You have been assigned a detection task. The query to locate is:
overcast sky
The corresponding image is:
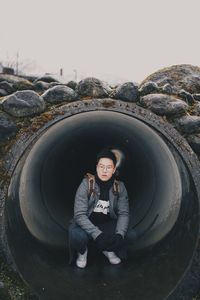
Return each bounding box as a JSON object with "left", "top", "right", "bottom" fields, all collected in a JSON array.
[{"left": 1, "top": 0, "right": 200, "bottom": 83}]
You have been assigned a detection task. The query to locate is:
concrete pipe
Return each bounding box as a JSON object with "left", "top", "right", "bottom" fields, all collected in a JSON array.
[{"left": 2, "top": 99, "right": 200, "bottom": 300}]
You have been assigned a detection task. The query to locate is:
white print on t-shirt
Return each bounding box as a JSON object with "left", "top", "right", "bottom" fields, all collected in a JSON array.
[{"left": 93, "top": 199, "right": 110, "bottom": 215}]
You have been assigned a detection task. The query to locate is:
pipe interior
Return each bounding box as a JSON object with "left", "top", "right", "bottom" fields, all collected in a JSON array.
[
  {"left": 19, "top": 111, "right": 182, "bottom": 248},
  {"left": 5, "top": 110, "right": 199, "bottom": 300}
]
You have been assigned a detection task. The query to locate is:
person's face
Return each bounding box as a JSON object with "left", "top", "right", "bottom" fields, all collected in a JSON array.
[{"left": 96, "top": 157, "right": 116, "bottom": 181}]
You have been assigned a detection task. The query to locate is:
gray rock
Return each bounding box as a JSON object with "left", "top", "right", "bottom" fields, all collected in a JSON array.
[
  {"left": 66, "top": 80, "right": 77, "bottom": 90},
  {"left": 0, "top": 112, "right": 17, "bottom": 142},
  {"left": 76, "top": 77, "right": 111, "bottom": 98},
  {"left": 42, "top": 85, "right": 79, "bottom": 104},
  {"left": 180, "top": 74, "right": 200, "bottom": 93},
  {"left": 186, "top": 134, "right": 200, "bottom": 155},
  {"left": 176, "top": 115, "right": 200, "bottom": 134},
  {"left": 193, "top": 94, "right": 200, "bottom": 101},
  {"left": 1, "top": 90, "right": 46, "bottom": 117},
  {"left": 155, "top": 76, "right": 174, "bottom": 86},
  {"left": 162, "top": 83, "right": 174, "bottom": 95},
  {"left": 138, "top": 81, "right": 160, "bottom": 96},
  {"left": 34, "top": 75, "right": 59, "bottom": 83},
  {"left": 33, "top": 81, "right": 51, "bottom": 92},
  {"left": 0, "top": 89, "right": 8, "bottom": 97},
  {"left": 178, "top": 89, "right": 194, "bottom": 105},
  {"left": 48, "top": 82, "right": 64, "bottom": 88},
  {"left": 0, "top": 81, "right": 14, "bottom": 94},
  {"left": 0, "top": 74, "right": 28, "bottom": 84},
  {"left": 140, "top": 94, "right": 188, "bottom": 117},
  {"left": 112, "top": 82, "right": 138, "bottom": 102},
  {"left": 22, "top": 75, "right": 38, "bottom": 82},
  {"left": 140, "top": 64, "right": 200, "bottom": 94},
  {"left": 0, "top": 281, "right": 4, "bottom": 288},
  {"left": 13, "top": 80, "right": 34, "bottom": 91}
]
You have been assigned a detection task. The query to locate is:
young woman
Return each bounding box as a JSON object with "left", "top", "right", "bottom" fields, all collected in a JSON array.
[{"left": 68, "top": 149, "right": 129, "bottom": 268}]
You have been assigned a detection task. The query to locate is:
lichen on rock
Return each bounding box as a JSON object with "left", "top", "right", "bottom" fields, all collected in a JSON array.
[
  {"left": 1, "top": 91, "right": 46, "bottom": 117},
  {"left": 42, "top": 85, "right": 79, "bottom": 104},
  {"left": 139, "top": 81, "right": 160, "bottom": 96},
  {"left": 175, "top": 115, "right": 200, "bottom": 134},
  {"left": 139, "top": 93, "right": 188, "bottom": 117},
  {"left": 0, "top": 74, "right": 29, "bottom": 84},
  {"left": 12, "top": 80, "right": 34, "bottom": 91},
  {"left": 0, "top": 82, "right": 14, "bottom": 94},
  {"left": 76, "top": 77, "right": 111, "bottom": 98},
  {"left": 112, "top": 82, "right": 139, "bottom": 102},
  {"left": 34, "top": 75, "right": 58, "bottom": 83},
  {"left": 140, "top": 64, "right": 200, "bottom": 94}
]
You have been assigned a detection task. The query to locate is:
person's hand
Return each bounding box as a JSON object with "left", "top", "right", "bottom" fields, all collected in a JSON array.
[
  {"left": 95, "top": 233, "right": 111, "bottom": 251},
  {"left": 107, "top": 233, "right": 124, "bottom": 251}
]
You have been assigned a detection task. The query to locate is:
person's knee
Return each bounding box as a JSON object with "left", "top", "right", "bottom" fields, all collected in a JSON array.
[
  {"left": 125, "top": 228, "right": 137, "bottom": 243},
  {"left": 69, "top": 226, "right": 89, "bottom": 253},
  {"left": 73, "top": 232, "right": 88, "bottom": 244}
]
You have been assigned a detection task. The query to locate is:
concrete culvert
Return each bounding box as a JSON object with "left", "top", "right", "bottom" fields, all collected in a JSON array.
[{"left": 2, "top": 99, "right": 200, "bottom": 300}]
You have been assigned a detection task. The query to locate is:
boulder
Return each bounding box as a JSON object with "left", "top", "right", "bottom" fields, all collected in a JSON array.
[
  {"left": 140, "top": 93, "right": 188, "bottom": 117},
  {"left": 1, "top": 90, "right": 46, "bottom": 117},
  {"left": 112, "top": 82, "right": 138, "bottom": 102},
  {"left": 13, "top": 80, "right": 34, "bottom": 91},
  {"left": 22, "top": 75, "right": 38, "bottom": 82},
  {"left": 0, "top": 74, "right": 28, "bottom": 84},
  {"left": 42, "top": 85, "right": 79, "bottom": 104},
  {"left": 0, "top": 89, "right": 7, "bottom": 97},
  {"left": 140, "top": 64, "right": 200, "bottom": 94},
  {"left": 0, "top": 81, "right": 15, "bottom": 94},
  {"left": 176, "top": 115, "right": 200, "bottom": 134},
  {"left": 48, "top": 82, "right": 64, "bottom": 88},
  {"left": 34, "top": 75, "right": 59, "bottom": 83},
  {"left": 138, "top": 81, "right": 160, "bottom": 96},
  {"left": 66, "top": 81, "right": 77, "bottom": 90},
  {"left": 76, "top": 77, "right": 111, "bottom": 98},
  {"left": 178, "top": 89, "right": 194, "bottom": 105},
  {"left": 33, "top": 81, "right": 51, "bottom": 93},
  {"left": 0, "top": 111, "right": 17, "bottom": 142},
  {"left": 161, "top": 83, "right": 175, "bottom": 95}
]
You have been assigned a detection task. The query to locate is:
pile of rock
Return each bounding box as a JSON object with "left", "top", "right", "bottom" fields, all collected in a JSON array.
[{"left": 1, "top": 64, "right": 200, "bottom": 157}]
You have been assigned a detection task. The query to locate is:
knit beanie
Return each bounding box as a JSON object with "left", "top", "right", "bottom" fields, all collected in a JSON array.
[{"left": 96, "top": 149, "right": 117, "bottom": 166}]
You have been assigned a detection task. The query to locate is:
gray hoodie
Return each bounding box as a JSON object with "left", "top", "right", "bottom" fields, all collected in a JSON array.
[{"left": 73, "top": 177, "right": 129, "bottom": 239}]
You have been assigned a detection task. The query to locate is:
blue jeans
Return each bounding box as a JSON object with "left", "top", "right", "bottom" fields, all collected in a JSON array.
[{"left": 68, "top": 220, "right": 136, "bottom": 263}]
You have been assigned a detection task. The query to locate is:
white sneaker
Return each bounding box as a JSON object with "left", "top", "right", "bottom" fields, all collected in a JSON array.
[
  {"left": 102, "top": 251, "right": 121, "bottom": 264},
  {"left": 76, "top": 248, "right": 88, "bottom": 268}
]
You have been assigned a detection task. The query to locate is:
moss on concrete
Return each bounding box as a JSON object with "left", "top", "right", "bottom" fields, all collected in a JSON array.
[{"left": 0, "top": 254, "right": 38, "bottom": 300}]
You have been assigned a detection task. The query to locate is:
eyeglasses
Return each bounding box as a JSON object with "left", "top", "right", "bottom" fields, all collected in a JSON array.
[{"left": 97, "top": 164, "right": 114, "bottom": 172}]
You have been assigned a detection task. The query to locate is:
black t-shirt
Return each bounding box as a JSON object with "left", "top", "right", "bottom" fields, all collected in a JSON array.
[{"left": 89, "top": 174, "right": 115, "bottom": 225}]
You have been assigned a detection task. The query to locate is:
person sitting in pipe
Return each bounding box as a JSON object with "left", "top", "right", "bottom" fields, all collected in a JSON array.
[{"left": 68, "top": 148, "right": 130, "bottom": 268}]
